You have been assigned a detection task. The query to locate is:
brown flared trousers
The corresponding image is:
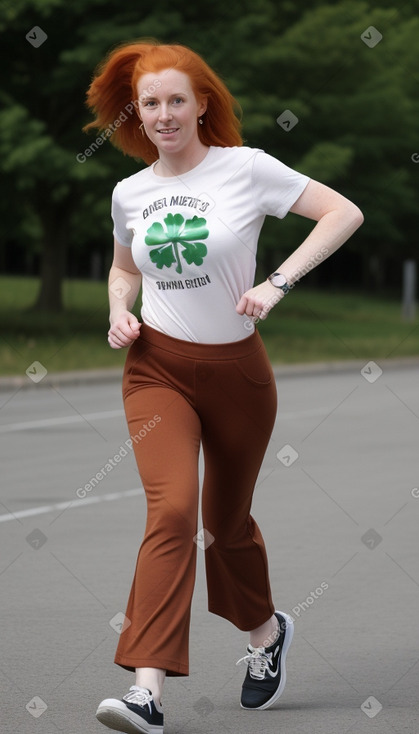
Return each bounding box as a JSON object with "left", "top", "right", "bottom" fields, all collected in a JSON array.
[{"left": 114, "top": 323, "right": 277, "bottom": 676}]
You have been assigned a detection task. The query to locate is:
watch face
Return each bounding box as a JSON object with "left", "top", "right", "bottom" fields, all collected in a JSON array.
[{"left": 272, "top": 273, "right": 287, "bottom": 287}]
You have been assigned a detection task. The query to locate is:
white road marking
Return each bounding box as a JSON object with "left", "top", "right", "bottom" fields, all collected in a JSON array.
[
  {"left": 0, "top": 406, "right": 332, "bottom": 434},
  {"left": 0, "top": 487, "right": 144, "bottom": 523},
  {"left": 0, "top": 398, "right": 348, "bottom": 523},
  {"left": 0, "top": 409, "right": 125, "bottom": 433}
]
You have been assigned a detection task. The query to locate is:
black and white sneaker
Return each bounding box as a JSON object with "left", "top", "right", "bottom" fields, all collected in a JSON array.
[
  {"left": 237, "top": 610, "right": 294, "bottom": 710},
  {"left": 96, "top": 686, "right": 164, "bottom": 734}
]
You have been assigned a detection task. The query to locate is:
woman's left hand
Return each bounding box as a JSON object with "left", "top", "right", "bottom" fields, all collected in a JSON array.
[{"left": 236, "top": 280, "right": 284, "bottom": 320}]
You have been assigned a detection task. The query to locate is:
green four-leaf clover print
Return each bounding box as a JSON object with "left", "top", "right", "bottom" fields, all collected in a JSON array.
[{"left": 145, "top": 213, "right": 209, "bottom": 274}]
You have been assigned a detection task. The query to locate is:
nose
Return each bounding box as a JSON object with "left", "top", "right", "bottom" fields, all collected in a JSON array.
[{"left": 158, "top": 103, "right": 172, "bottom": 122}]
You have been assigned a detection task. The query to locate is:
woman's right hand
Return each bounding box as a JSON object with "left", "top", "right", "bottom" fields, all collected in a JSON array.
[{"left": 108, "top": 310, "right": 141, "bottom": 349}]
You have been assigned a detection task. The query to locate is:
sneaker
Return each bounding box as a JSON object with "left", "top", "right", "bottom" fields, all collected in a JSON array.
[
  {"left": 236, "top": 610, "right": 294, "bottom": 710},
  {"left": 96, "top": 686, "right": 164, "bottom": 734}
]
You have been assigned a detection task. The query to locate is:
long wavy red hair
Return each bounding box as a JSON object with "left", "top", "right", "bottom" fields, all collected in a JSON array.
[{"left": 83, "top": 40, "right": 243, "bottom": 164}]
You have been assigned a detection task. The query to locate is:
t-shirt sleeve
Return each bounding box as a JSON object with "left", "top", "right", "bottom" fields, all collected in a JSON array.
[
  {"left": 251, "top": 150, "right": 310, "bottom": 219},
  {"left": 111, "top": 183, "right": 133, "bottom": 247}
]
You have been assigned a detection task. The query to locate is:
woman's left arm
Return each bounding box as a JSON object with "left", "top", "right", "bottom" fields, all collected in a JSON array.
[{"left": 236, "top": 180, "right": 364, "bottom": 320}]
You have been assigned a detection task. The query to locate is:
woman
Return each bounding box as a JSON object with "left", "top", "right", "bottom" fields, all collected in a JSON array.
[{"left": 83, "top": 39, "right": 363, "bottom": 734}]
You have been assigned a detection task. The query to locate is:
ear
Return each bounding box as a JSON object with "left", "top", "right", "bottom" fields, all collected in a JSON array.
[{"left": 198, "top": 97, "right": 208, "bottom": 117}]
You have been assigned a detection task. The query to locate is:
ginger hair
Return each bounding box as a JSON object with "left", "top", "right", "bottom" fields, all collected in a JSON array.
[{"left": 83, "top": 39, "right": 243, "bottom": 164}]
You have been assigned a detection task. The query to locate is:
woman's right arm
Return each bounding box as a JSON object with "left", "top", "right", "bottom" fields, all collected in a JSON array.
[{"left": 108, "top": 239, "right": 143, "bottom": 349}]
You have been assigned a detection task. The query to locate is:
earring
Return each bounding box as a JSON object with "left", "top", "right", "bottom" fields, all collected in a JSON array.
[
  {"left": 139, "top": 123, "right": 145, "bottom": 136},
  {"left": 198, "top": 118, "right": 203, "bottom": 125}
]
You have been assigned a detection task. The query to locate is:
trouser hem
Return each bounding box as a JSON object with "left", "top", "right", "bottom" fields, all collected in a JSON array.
[{"left": 114, "top": 655, "right": 189, "bottom": 677}]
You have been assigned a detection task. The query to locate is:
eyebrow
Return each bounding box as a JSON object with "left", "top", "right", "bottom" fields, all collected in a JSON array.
[{"left": 141, "top": 91, "right": 189, "bottom": 100}]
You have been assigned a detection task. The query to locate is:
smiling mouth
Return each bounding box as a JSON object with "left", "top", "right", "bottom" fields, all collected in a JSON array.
[{"left": 158, "top": 128, "right": 179, "bottom": 134}]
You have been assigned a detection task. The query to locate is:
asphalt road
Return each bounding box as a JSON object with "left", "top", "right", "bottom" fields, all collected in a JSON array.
[{"left": 1, "top": 362, "right": 418, "bottom": 734}]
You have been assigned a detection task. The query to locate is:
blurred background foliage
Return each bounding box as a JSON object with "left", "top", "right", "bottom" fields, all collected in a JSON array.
[{"left": 0, "top": 0, "right": 418, "bottom": 312}]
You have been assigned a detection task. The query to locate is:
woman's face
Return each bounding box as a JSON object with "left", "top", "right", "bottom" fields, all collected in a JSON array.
[{"left": 137, "top": 68, "right": 206, "bottom": 158}]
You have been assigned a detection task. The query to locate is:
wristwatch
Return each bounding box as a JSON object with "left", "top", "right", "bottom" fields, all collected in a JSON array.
[{"left": 267, "top": 272, "right": 290, "bottom": 294}]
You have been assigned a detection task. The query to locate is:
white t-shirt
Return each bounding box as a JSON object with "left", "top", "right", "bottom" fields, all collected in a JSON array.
[{"left": 111, "top": 145, "right": 310, "bottom": 343}]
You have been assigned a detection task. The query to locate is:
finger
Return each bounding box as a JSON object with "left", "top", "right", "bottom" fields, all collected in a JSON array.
[
  {"left": 247, "top": 299, "right": 265, "bottom": 317},
  {"left": 108, "top": 334, "right": 126, "bottom": 349},
  {"left": 236, "top": 295, "right": 248, "bottom": 315},
  {"left": 127, "top": 314, "right": 141, "bottom": 332},
  {"left": 108, "top": 334, "right": 136, "bottom": 349},
  {"left": 258, "top": 301, "right": 273, "bottom": 320},
  {"left": 111, "top": 323, "right": 137, "bottom": 341},
  {"left": 245, "top": 300, "right": 257, "bottom": 317},
  {"left": 108, "top": 327, "right": 134, "bottom": 347},
  {"left": 125, "top": 322, "right": 140, "bottom": 338}
]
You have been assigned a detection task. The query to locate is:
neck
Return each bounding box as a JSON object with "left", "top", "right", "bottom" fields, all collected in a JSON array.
[{"left": 154, "top": 144, "right": 210, "bottom": 177}]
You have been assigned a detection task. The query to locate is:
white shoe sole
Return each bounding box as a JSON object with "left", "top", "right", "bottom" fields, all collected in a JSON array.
[
  {"left": 241, "top": 610, "right": 294, "bottom": 711},
  {"left": 96, "top": 699, "right": 163, "bottom": 734}
]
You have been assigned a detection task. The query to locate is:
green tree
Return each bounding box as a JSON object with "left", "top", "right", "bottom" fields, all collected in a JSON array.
[
  {"left": 230, "top": 2, "right": 419, "bottom": 287},
  {"left": 0, "top": 0, "right": 418, "bottom": 308}
]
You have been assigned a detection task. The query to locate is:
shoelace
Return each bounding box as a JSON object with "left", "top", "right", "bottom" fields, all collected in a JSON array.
[
  {"left": 123, "top": 686, "right": 153, "bottom": 707},
  {"left": 236, "top": 647, "right": 273, "bottom": 680}
]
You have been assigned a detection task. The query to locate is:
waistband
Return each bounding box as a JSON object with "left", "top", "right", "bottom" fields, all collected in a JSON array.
[{"left": 138, "top": 323, "right": 263, "bottom": 361}]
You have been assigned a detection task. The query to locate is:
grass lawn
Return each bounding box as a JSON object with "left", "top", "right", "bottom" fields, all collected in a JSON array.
[{"left": 0, "top": 276, "right": 418, "bottom": 377}]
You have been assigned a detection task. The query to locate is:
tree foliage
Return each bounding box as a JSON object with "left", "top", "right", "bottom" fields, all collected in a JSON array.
[{"left": 0, "top": 0, "right": 418, "bottom": 308}]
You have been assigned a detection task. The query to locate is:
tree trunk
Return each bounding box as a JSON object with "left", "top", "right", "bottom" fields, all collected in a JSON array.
[{"left": 32, "top": 194, "right": 70, "bottom": 312}]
